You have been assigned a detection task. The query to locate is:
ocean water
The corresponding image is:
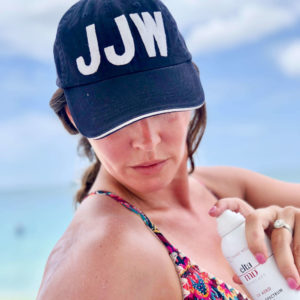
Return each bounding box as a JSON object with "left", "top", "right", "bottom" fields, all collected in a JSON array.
[
  {"left": 0, "top": 185, "right": 76, "bottom": 300},
  {"left": 1, "top": 171, "right": 299, "bottom": 299}
]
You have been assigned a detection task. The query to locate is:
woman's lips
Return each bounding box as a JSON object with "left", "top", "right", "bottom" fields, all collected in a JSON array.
[
  {"left": 132, "top": 160, "right": 166, "bottom": 167},
  {"left": 131, "top": 160, "right": 167, "bottom": 174}
]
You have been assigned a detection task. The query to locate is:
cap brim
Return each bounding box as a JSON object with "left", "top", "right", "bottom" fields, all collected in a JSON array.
[{"left": 64, "top": 60, "right": 205, "bottom": 139}]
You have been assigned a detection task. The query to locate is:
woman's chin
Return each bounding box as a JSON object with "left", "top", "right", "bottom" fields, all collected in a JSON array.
[{"left": 128, "top": 176, "right": 172, "bottom": 194}]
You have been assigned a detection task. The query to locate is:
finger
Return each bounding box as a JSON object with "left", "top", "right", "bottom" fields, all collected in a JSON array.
[
  {"left": 208, "top": 197, "right": 255, "bottom": 218},
  {"left": 245, "top": 208, "right": 278, "bottom": 266},
  {"left": 293, "top": 213, "right": 300, "bottom": 282},
  {"left": 232, "top": 274, "right": 243, "bottom": 285},
  {"left": 271, "top": 209, "right": 300, "bottom": 289}
]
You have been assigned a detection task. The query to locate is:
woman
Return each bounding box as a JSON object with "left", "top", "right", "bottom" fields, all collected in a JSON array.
[{"left": 37, "top": 0, "right": 300, "bottom": 299}]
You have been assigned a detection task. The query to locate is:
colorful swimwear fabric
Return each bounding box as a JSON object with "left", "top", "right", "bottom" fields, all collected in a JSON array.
[{"left": 84, "top": 190, "right": 249, "bottom": 300}]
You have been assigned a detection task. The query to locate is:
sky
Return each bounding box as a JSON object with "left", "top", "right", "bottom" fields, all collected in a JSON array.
[{"left": 0, "top": 0, "right": 300, "bottom": 191}]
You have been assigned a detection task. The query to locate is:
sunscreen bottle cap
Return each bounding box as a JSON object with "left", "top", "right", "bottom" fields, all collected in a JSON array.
[{"left": 217, "top": 209, "right": 245, "bottom": 237}]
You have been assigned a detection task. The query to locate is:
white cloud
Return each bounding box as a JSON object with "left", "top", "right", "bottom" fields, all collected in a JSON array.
[
  {"left": 0, "top": 112, "right": 81, "bottom": 188},
  {"left": 0, "top": 0, "right": 77, "bottom": 61},
  {"left": 0, "top": 112, "right": 69, "bottom": 162},
  {"left": 1, "top": 0, "right": 299, "bottom": 61},
  {"left": 276, "top": 39, "right": 300, "bottom": 77},
  {"left": 185, "top": 2, "right": 299, "bottom": 54}
]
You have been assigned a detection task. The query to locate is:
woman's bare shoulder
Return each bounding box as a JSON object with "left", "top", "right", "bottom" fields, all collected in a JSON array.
[
  {"left": 37, "top": 193, "right": 182, "bottom": 300},
  {"left": 193, "top": 165, "right": 247, "bottom": 199}
]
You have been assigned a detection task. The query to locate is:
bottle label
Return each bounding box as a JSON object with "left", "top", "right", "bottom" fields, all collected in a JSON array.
[{"left": 225, "top": 239, "right": 299, "bottom": 299}]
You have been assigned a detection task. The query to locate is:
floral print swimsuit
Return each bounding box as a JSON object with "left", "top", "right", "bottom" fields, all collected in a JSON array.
[{"left": 84, "top": 190, "right": 249, "bottom": 300}]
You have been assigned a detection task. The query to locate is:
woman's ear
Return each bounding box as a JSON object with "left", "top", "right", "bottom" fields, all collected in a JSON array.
[{"left": 65, "top": 105, "right": 78, "bottom": 129}]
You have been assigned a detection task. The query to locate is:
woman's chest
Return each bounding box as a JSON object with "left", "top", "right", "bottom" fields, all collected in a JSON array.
[
  {"left": 155, "top": 216, "right": 250, "bottom": 297},
  {"left": 148, "top": 183, "right": 250, "bottom": 297}
]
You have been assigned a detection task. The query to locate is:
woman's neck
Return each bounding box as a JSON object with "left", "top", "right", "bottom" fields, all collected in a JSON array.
[{"left": 89, "top": 159, "right": 194, "bottom": 216}]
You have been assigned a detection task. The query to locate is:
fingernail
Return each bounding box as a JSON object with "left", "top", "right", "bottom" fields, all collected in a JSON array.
[
  {"left": 255, "top": 253, "right": 266, "bottom": 264},
  {"left": 287, "top": 277, "right": 299, "bottom": 290},
  {"left": 208, "top": 206, "right": 217, "bottom": 215}
]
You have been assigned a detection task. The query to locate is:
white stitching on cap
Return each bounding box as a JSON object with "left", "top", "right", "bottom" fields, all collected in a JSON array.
[{"left": 90, "top": 102, "right": 205, "bottom": 140}]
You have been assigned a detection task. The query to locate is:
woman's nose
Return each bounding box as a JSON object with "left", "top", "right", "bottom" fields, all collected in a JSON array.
[{"left": 131, "top": 118, "right": 161, "bottom": 151}]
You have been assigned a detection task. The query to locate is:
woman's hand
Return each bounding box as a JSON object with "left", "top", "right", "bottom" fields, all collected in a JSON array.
[{"left": 208, "top": 197, "right": 300, "bottom": 291}]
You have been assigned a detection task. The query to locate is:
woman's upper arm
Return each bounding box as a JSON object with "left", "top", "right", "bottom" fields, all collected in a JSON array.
[
  {"left": 194, "top": 166, "right": 300, "bottom": 209},
  {"left": 240, "top": 168, "right": 300, "bottom": 208},
  {"left": 37, "top": 221, "right": 178, "bottom": 300}
]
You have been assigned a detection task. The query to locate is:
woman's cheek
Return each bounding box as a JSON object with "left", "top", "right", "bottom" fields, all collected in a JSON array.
[
  {"left": 162, "top": 128, "right": 186, "bottom": 158},
  {"left": 92, "top": 135, "right": 128, "bottom": 167}
]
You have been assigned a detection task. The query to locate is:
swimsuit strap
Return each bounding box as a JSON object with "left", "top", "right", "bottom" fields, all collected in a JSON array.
[
  {"left": 84, "top": 190, "right": 179, "bottom": 255},
  {"left": 83, "top": 190, "right": 248, "bottom": 300}
]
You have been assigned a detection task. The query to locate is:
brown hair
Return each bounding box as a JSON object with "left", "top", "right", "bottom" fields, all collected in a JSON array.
[{"left": 50, "top": 62, "right": 207, "bottom": 209}]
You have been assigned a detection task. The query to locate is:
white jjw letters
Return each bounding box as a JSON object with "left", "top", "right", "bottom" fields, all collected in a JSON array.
[
  {"left": 104, "top": 15, "right": 135, "bottom": 66},
  {"left": 76, "top": 11, "right": 168, "bottom": 75},
  {"left": 129, "top": 11, "right": 167, "bottom": 58},
  {"left": 76, "top": 24, "right": 101, "bottom": 75}
]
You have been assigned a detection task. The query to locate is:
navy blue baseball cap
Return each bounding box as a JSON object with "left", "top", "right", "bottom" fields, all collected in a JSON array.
[{"left": 54, "top": 0, "right": 205, "bottom": 139}]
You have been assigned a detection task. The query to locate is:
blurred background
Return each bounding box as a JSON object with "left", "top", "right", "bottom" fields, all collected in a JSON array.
[{"left": 0, "top": 0, "right": 299, "bottom": 299}]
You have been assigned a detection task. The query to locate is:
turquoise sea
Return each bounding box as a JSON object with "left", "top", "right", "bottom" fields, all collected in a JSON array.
[
  {"left": 0, "top": 185, "right": 76, "bottom": 300},
  {"left": 1, "top": 170, "right": 299, "bottom": 299}
]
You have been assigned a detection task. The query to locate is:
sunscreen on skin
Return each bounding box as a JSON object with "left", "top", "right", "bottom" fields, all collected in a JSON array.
[{"left": 217, "top": 209, "right": 299, "bottom": 300}]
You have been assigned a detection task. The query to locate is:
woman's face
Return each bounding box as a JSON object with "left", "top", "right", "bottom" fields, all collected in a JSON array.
[{"left": 67, "top": 106, "right": 192, "bottom": 194}]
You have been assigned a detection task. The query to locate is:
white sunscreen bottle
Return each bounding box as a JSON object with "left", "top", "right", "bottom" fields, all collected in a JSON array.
[{"left": 217, "top": 209, "right": 299, "bottom": 300}]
